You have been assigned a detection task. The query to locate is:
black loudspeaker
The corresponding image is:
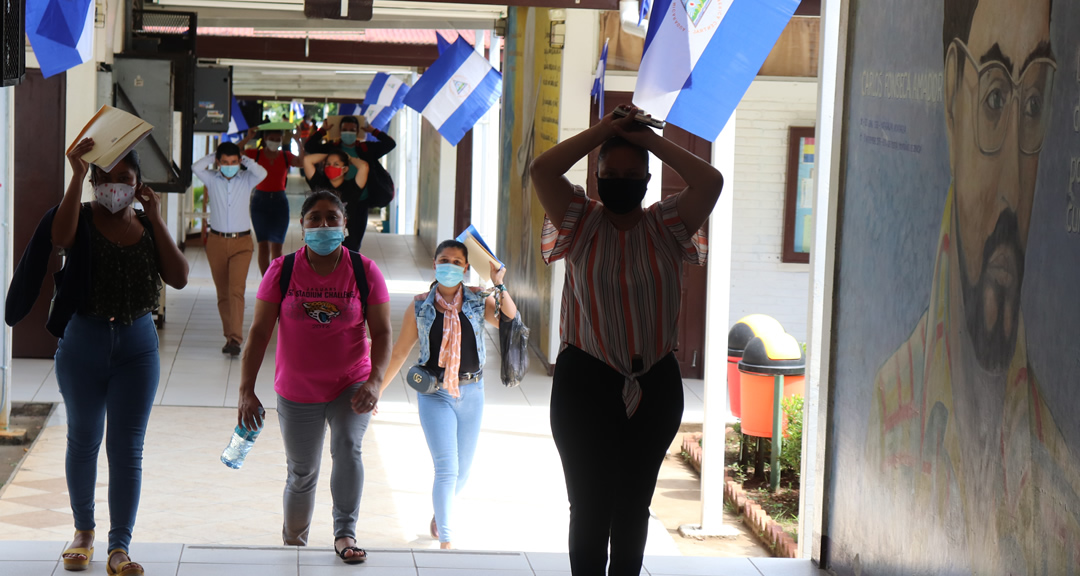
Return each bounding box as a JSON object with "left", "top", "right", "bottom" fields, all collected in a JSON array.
[
  {"left": 1, "top": 0, "right": 26, "bottom": 86},
  {"left": 303, "top": 0, "right": 373, "bottom": 21}
]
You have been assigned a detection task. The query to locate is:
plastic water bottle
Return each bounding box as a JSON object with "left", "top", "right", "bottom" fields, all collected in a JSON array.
[{"left": 221, "top": 409, "right": 264, "bottom": 469}]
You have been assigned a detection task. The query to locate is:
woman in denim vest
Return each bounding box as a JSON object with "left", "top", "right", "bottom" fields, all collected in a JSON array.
[{"left": 384, "top": 239, "right": 518, "bottom": 549}]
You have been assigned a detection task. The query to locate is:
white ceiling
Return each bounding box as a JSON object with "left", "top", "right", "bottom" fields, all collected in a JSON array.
[
  {"left": 150, "top": 0, "right": 506, "bottom": 30},
  {"left": 225, "top": 60, "right": 416, "bottom": 100}
]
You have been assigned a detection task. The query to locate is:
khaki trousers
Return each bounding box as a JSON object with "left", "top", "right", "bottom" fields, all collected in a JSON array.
[{"left": 206, "top": 233, "right": 254, "bottom": 344}]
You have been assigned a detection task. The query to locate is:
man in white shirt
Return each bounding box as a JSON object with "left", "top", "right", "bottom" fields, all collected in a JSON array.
[{"left": 192, "top": 142, "right": 268, "bottom": 356}]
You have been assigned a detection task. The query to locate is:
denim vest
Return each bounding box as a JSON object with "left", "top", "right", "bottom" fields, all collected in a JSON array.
[{"left": 414, "top": 286, "right": 487, "bottom": 368}]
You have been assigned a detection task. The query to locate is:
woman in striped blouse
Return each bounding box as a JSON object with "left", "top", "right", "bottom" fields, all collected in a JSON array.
[{"left": 531, "top": 105, "right": 724, "bottom": 576}]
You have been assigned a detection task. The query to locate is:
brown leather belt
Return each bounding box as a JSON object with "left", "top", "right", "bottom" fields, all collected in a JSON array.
[{"left": 209, "top": 229, "right": 251, "bottom": 239}]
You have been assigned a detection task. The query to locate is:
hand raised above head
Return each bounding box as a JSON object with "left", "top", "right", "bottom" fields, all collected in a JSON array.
[{"left": 67, "top": 138, "right": 95, "bottom": 175}]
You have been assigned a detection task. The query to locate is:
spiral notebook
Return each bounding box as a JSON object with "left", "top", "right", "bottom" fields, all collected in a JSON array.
[{"left": 67, "top": 105, "right": 154, "bottom": 172}]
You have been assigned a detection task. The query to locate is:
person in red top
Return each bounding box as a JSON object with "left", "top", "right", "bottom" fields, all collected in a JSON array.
[{"left": 241, "top": 128, "right": 305, "bottom": 274}]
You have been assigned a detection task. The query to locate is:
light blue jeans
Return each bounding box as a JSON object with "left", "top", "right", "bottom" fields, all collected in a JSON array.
[{"left": 417, "top": 380, "right": 484, "bottom": 543}]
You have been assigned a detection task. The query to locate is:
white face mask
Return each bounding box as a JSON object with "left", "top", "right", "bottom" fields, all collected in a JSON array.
[
  {"left": 93, "top": 183, "right": 137, "bottom": 214},
  {"left": 265, "top": 140, "right": 282, "bottom": 152}
]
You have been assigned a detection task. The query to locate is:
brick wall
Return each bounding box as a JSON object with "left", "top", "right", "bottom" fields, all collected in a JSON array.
[{"left": 730, "top": 80, "right": 818, "bottom": 342}]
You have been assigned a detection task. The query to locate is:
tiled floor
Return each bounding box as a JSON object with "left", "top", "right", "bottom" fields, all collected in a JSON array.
[{"left": 0, "top": 541, "right": 826, "bottom": 575}]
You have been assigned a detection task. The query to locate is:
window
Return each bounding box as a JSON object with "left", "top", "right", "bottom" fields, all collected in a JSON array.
[{"left": 782, "top": 127, "right": 816, "bottom": 263}]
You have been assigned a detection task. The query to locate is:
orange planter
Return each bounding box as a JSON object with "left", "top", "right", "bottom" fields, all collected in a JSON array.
[{"left": 738, "top": 372, "right": 805, "bottom": 438}]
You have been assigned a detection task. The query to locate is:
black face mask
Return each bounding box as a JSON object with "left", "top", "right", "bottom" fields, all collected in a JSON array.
[{"left": 596, "top": 175, "right": 650, "bottom": 215}]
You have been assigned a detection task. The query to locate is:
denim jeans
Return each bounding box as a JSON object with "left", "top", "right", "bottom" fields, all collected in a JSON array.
[
  {"left": 54, "top": 313, "right": 160, "bottom": 554},
  {"left": 250, "top": 190, "right": 290, "bottom": 244},
  {"left": 417, "top": 380, "right": 485, "bottom": 543}
]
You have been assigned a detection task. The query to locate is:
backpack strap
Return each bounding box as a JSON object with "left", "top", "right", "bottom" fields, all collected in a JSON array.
[
  {"left": 349, "top": 250, "right": 369, "bottom": 318},
  {"left": 278, "top": 250, "right": 367, "bottom": 317},
  {"left": 279, "top": 253, "right": 296, "bottom": 301}
]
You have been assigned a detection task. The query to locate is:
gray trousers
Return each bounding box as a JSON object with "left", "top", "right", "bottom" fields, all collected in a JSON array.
[{"left": 276, "top": 382, "right": 371, "bottom": 545}]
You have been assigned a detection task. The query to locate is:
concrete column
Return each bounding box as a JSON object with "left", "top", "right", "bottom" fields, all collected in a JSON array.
[
  {"left": 681, "top": 115, "right": 738, "bottom": 536},
  {"left": 437, "top": 137, "right": 456, "bottom": 245},
  {"left": 800, "top": 0, "right": 850, "bottom": 562},
  {"left": 0, "top": 88, "right": 13, "bottom": 432}
]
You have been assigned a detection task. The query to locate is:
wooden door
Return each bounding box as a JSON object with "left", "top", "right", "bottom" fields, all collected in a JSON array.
[
  {"left": 588, "top": 93, "right": 710, "bottom": 378},
  {"left": 13, "top": 69, "right": 67, "bottom": 358},
  {"left": 661, "top": 125, "right": 710, "bottom": 379},
  {"left": 453, "top": 129, "right": 474, "bottom": 236}
]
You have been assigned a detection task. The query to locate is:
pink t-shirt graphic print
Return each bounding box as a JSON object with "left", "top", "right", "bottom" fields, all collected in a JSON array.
[{"left": 257, "top": 247, "right": 390, "bottom": 403}]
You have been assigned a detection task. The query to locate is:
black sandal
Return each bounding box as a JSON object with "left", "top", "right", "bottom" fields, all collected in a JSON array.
[{"left": 335, "top": 542, "right": 367, "bottom": 565}]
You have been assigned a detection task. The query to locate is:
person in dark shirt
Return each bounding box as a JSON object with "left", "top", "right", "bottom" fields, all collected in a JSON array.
[
  {"left": 304, "top": 115, "right": 396, "bottom": 181},
  {"left": 11, "top": 139, "right": 189, "bottom": 575},
  {"left": 303, "top": 148, "right": 370, "bottom": 251}
]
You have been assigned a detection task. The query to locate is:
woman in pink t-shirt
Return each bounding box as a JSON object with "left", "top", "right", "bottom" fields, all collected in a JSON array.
[{"left": 235, "top": 190, "right": 392, "bottom": 565}]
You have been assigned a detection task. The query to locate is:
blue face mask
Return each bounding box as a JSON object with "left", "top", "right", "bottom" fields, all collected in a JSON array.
[
  {"left": 435, "top": 263, "right": 466, "bottom": 287},
  {"left": 304, "top": 226, "right": 346, "bottom": 256},
  {"left": 220, "top": 165, "right": 240, "bottom": 178},
  {"left": 340, "top": 131, "right": 358, "bottom": 145}
]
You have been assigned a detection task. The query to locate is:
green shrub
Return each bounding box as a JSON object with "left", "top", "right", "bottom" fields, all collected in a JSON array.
[{"left": 780, "top": 395, "right": 804, "bottom": 476}]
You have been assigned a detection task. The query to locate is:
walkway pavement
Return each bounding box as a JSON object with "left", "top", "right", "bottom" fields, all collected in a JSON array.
[
  {"left": 0, "top": 540, "right": 824, "bottom": 576},
  {"left": 0, "top": 197, "right": 816, "bottom": 575}
]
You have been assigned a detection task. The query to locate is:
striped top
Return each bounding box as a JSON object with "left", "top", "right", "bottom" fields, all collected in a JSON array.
[{"left": 542, "top": 186, "right": 707, "bottom": 417}]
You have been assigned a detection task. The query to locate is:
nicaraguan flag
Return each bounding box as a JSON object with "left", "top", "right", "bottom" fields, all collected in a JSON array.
[
  {"left": 639, "top": 0, "right": 651, "bottom": 25},
  {"left": 339, "top": 103, "right": 363, "bottom": 116},
  {"left": 223, "top": 97, "right": 249, "bottom": 138},
  {"left": 361, "top": 73, "right": 410, "bottom": 132},
  {"left": 634, "top": 0, "right": 800, "bottom": 141},
  {"left": 436, "top": 33, "right": 452, "bottom": 55},
  {"left": 403, "top": 37, "right": 501, "bottom": 146},
  {"left": 591, "top": 39, "right": 609, "bottom": 116},
  {"left": 26, "top": 0, "right": 95, "bottom": 78}
]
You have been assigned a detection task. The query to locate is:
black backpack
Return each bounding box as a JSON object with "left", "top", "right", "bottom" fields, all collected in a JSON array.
[
  {"left": 279, "top": 249, "right": 369, "bottom": 318},
  {"left": 362, "top": 159, "right": 395, "bottom": 208}
]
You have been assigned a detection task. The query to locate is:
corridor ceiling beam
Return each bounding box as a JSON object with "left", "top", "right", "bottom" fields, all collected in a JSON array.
[{"left": 197, "top": 36, "right": 439, "bottom": 67}]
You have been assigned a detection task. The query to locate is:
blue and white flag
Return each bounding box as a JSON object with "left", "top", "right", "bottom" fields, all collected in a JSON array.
[
  {"left": 26, "top": 0, "right": 95, "bottom": 78},
  {"left": 592, "top": 39, "right": 609, "bottom": 116},
  {"left": 639, "top": 0, "right": 651, "bottom": 25},
  {"left": 223, "top": 97, "right": 249, "bottom": 138},
  {"left": 290, "top": 101, "right": 305, "bottom": 122},
  {"left": 404, "top": 37, "right": 502, "bottom": 146},
  {"left": 339, "top": 103, "right": 363, "bottom": 116},
  {"left": 436, "top": 33, "right": 452, "bottom": 55},
  {"left": 634, "top": 0, "right": 800, "bottom": 141},
  {"left": 361, "top": 73, "right": 411, "bottom": 132}
]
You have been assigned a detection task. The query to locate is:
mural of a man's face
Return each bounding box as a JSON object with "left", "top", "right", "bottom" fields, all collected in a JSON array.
[{"left": 944, "top": 0, "right": 1054, "bottom": 371}]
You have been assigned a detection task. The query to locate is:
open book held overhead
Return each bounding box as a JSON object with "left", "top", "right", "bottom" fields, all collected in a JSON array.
[{"left": 67, "top": 105, "right": 154, "bottom": 172}]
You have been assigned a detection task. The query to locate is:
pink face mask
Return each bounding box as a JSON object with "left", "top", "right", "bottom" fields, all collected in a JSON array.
[{"left": 93, "top": 183, "right": 137, "bottom": 214}]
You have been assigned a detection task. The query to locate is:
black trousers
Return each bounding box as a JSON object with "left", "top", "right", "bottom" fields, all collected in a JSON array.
[{"left": 550, "top": 345, "right": 684, "bottom": 576}]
